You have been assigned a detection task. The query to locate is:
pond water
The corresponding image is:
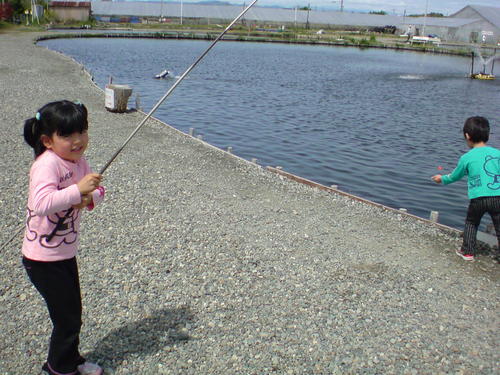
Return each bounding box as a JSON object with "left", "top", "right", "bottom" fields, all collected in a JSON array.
[{"left": 38, "top": 38, "right": 500, "bottom": 230}]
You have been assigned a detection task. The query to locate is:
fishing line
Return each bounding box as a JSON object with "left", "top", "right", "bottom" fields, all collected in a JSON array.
[
  {"left": 100, "top": 0, "right": 258, "bottom": 175},
  {"left": 1, "top": 0, "right": 258, "bottom": 251}
]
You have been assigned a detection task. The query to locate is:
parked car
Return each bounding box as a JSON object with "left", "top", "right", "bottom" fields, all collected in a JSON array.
[{"left": 411, "top": 35, "right": 441, "bottom": 45}]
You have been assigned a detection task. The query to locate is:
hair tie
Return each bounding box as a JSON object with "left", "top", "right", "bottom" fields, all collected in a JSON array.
[
  {"left": 35, "top": 112, "right": 41, "bottom": 121},
  {"left": 74, "top": 100, "right": 82, "bottom": 106}
]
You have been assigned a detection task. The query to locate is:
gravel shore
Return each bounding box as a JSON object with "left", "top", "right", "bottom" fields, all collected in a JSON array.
[{"left": 0, "top": 32, "right": 498, "bottom": 375}]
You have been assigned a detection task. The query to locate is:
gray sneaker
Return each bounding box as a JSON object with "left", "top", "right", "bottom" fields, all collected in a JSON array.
[{"left": 77, "top": 362, "right": 103, "bottom": 375}]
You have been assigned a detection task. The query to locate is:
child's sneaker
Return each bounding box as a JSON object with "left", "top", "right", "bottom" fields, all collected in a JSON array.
[
  {"left": 456, "top": 249, "right": 474, "bottom": 261},
  {"left": 77, "top": 362, "right": 103, "bottom": 375}
]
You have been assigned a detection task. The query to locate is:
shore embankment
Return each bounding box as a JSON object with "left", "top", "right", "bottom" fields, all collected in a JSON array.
[
  {"left": 39, "top": 28, "right": 475, "bottom": 57},
  {"left": 0, "top": 32, "right": 498, "bottom": 375}
]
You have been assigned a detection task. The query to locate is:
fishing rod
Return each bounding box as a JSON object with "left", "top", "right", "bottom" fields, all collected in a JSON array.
[
  {"left": 100, "top": 0, "right": 258, "bottom": 175},
  {"left": 1, "top": 0, "right": 258, "bottom": 251}
]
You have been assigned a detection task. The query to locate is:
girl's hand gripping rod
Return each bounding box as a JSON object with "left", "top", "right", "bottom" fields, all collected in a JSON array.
[{"left": 42, "top": 0, "right": 258, "bottom": 243}]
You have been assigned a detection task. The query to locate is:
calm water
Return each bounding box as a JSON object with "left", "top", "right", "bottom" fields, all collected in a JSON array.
[{"left": 38, "top": 38, "right": 500, "bottom": 229}]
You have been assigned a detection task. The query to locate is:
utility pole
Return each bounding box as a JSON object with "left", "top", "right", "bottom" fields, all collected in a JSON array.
[
  {"left": 422, "top": 0, "right": 429, "bottom": 37},
  {"left": 306, "top": 2, "right": 310, "bottom": 29},
  {"left": 31, "top": 0, "right": 39, "bottom": 24}
]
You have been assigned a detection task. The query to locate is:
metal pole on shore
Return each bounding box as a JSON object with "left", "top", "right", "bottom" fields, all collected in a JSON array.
[
  {"left": 470, "top": 51, "right": 474, "bottom": 77},
  {"left": 491, "top": 48, "right": 496, "bottom": 74}
]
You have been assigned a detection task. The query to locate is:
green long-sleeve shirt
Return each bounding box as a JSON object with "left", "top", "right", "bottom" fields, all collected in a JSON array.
[{"left": 442, "top": 146, "right": 500, "bottom": 199}]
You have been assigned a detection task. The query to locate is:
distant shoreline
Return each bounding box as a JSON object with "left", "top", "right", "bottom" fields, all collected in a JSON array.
[{"left": 38, "top": 29, "right": 474, "bottom": 57}]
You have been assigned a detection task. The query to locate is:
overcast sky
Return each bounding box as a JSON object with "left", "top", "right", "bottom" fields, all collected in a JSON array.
[{"left": 170, "top": 0, "right": 499, "bottom": 16}]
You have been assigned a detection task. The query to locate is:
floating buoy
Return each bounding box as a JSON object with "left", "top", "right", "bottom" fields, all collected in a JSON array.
[
  {"left": 470, "top": 73, "right": 495, "bottom": 80},
  {"left": 154, "top": 70, "right": 170, "bottom": 79}
]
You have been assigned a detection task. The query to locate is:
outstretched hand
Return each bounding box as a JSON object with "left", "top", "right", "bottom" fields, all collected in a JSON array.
[
  {"left": 431, "top": 174, "right": 442, "bottom": 184},
  {"left": 77, "top": 173, "right": 102, "bottom": 195}
]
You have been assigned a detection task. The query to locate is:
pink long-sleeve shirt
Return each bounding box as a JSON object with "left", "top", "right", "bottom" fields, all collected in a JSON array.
[{"left": 22, "top": 150, "right": 105, "bottom": 261}]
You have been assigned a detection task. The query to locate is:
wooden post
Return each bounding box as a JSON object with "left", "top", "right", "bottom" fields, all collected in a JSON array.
[
  {"left": 430, "top": 211, "right": 439, "bottom": 222},
  {"left": 105, "top": 84, "right": 133, "bottom": 113}
]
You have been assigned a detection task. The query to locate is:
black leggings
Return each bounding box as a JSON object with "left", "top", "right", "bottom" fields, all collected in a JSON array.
[
  {"left": 462, "top": 196, "right": 500, "bottom": 255},
  {"left": 22, "top": 256, "right": 85, "bottom": 375}
]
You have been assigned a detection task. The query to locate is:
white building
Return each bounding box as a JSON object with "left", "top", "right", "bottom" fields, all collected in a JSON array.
[
  {"left": 89, "top": 2, "right": 500, "bottom": 44},
  {"left": 449, "top": 5, "right": 500, "bottom": 44}
]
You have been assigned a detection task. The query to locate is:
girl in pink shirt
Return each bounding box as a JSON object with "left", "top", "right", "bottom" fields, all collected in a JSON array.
[{"left": 22, "top": 100, "right": 104, "bottom": 375}]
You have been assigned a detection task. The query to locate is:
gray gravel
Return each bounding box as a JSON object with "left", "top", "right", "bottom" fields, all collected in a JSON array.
[{"left": 0, "top": 32, "right": 498, "bottom": 375}]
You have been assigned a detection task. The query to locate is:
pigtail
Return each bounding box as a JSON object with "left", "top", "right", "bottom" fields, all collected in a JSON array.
[{"left": 23, "top": 116, "right": 45, "bottom": 158}]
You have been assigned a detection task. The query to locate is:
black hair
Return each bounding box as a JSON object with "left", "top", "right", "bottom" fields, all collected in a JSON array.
[
  {"left": 463, "top": 116, "right": 489, "bottom": 143},
  {"left": 23, "top": 100, "right": 88, "bottom": 158}
]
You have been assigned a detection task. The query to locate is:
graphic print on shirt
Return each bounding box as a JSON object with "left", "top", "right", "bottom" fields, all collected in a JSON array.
[
  {"left": 484, "top": 155, "right": 500, "bottom": 190},
  {"left": 25, "top": 209, "right": 79, "bottom": 248},
  {"left": 469, "top": 175, "right": 481, "bottom": 188}
]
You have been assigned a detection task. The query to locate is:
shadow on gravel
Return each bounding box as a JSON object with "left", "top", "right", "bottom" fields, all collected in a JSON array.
[{"left": 85, "top": 307, "right": 193, "bottom": 372}]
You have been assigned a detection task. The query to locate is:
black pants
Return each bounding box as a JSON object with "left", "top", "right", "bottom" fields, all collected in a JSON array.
[
  {"left": 22, "top": 256, "right": 84, "bottom": 375},
  {"left": 462, "top": 196, "right": 500, "bottom": 255}
]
